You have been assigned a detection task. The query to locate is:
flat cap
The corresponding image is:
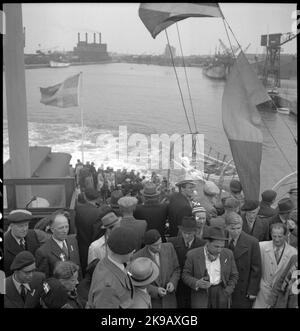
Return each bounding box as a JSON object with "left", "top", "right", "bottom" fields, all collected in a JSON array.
[
  {"left": 241, "top": 200, "right": 259, "bottom": 211},
  {"left": 223, "top": 197, "right": 240, "bottom": 209},
  {"left": 107, "top": 226, "right": 137, "bottom": 255},
  {"left": 230, "top": 180, "right": 242, "bottom": 193},
  {"left": 203, "top": 181, "right": 220, "bottom": 196},
  {"left": 175, "top": 179, "right": 196, "bottom": 188},
  {"left": 7, "top": 210, "right": 33, "bottom": 224},
  {"left": 144, "top": 229, "right": 161, "bottom": 245},
  {"left": 278, "top": 198, "right": 294, "bottom": 214},
  {"left": 261, "top": 190, "right": 277, "bottom": 203},
  {"left": 117, "top": 196, "right": 138, "bottom": 208},
  {"left": 10, "top": 251, "right": 35, "bottom": 271}
]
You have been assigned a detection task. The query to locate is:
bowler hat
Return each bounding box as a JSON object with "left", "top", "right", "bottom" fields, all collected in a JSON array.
[
  {"left": 101, "top": 212, "right": 120, "bottom": 229},
  {"left": 118, "top": 196, "right": 138, "bottom": 208},
  {"left": 178, "top": 216, "right": 197, "bottom": 233},
  {"left": 141, "top": 182, "right": 160, "bottom": 197},
  {"left": 7, "top": 210, "right": 33, "bottom": 224},
  {"left": 84, "top": 188, "right": 101, "bottom": 201},
  {"left": 128, "top": 257, "right": 159, "bottom": 287},
  {"left": 203, "top": 181, "right": 220, "bottom": 196},
  {"left": 261, "top": 190, "right": 277, "bottom": 203},
  {"left": 143, "top": 229, "right": 161, "bottom": 245},
  {"left": 175, "top": 179, "right": 195, "bottom": 188},
  {"left": 203, "top": 226, "right": 229, "bottom": 241},
  {"left": 41, "top": 278, "right": 69, "bottom": 309},
  {"left": 241, "top": 200, "right": 259, "bottom": 211},
  {"left": 278, "top": 198, "right": 294, "bottom": 214},
  {"left": 110, "top": 190, "right": 123, "bottom": 207},
  {"left": 230, "top": 180, "right": 242, "bottom": 193},
  {"left": 107, "top": 227, "right": 137, "bottom": 255},
  {"left": 10, "top": 251, "right": 35, "bottom": 271}
]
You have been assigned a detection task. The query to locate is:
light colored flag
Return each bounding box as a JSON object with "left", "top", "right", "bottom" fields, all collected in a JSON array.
[
  {"left": 40, "top": 73, "right": 81, "bottom": 108},
  {"left": 139, "top": 3, "right": 224, "bottom": 38},
  {"left": 222, "top": 52, "right": 269, "bottom": 201}
]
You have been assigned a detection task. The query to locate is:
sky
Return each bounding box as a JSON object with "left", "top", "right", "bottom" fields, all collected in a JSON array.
[{"left": 22, "top": 3, "right": 297, "bottom": 55}]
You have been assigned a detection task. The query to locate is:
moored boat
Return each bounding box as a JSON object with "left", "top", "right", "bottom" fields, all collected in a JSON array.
[{"left": 49, "top": 60, "right": 70, "bottom": 68}]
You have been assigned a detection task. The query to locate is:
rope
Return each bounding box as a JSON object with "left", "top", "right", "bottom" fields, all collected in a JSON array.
[
  {"left": 165, "top": 29, "right": 193, "bottom": 134},
  {"left": 175, "top": 23, "right": 198, "bottom": 133}
]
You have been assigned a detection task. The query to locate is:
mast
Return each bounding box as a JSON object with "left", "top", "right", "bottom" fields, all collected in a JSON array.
[{"left": 3, "top": 3, "right": 32, "bottom": 207}]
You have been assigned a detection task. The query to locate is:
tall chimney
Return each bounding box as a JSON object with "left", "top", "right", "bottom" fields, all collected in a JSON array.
[
  {"left": 98, "top": 33, "right": 101, "bottom": 44},
  {"left": 78, "top": 32, "right": 80, "bottom": 43},
  {"left": 94, "top": 33, "right": 96, "bottom": 44},
  {"left": 85, "top": 32, "right": 88, "bottom": 43}
]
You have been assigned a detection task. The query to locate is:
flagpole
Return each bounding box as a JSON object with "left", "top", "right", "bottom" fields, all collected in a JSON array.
[{"left": 79, "top": 72, "right": 84, "bottom": 164}]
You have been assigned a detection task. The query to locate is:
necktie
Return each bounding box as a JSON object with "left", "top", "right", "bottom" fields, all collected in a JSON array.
[
  {"left": 20, "top": 238, "right": 26, "bottom": 250},
  {"left": 274, "top": 247, "right": 281, "bottom": 264},
  {"left": 62, "top": 241, "right": 69, "bottom": 259},
  {"left": 20, "top": 284, "right": 27, "bottom": 302},
  {"left": 228, "top": 239, "right": 235, "bottom": 251}
]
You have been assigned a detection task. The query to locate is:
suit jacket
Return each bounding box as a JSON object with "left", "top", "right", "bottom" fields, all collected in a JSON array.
[
  {"left": 182, "top": 247, "right": 239, "bottom": 308},
  {"left": 228, "top": 231, "right": 262, "bottom": 308},
  {"left": 87, "top": 257, "right": 133, "bottom": 308},
  {"left": 242, "top": 214, "right": 270, "bottom": 242},
  {"left": 35, "top": 235, "right": 82, "bottom": 279},
  {"left": 4, "top": 229, "right": 48, "bottom": 276},
  {"left": 4, "top": 272, "right": 45, "bottom": 308},
  {"left": 134, "top": 202, "right": 168, "bottom": 242},
  {"left": 167, "top": 192, "right": 192, "bottom": 237},
  {"left": 253, "top": 241, "right": 297, "bottom": 308},
  {"left": 120, "top": 216, "right": 147, "bottom": 250},
  {"left": 75, "top": 202, "right": 104, "bottom": 273},
  {"left": 258, "top": 201, "right": 278, "bottom": 218},
  {"left": 130, "top": 288, "right": 152, "bottom": 308},
  {"left": 132, "top": 243, "right": 180, "bottom": 308}
]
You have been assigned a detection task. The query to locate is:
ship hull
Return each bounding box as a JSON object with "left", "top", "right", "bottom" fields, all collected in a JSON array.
[{"left": 203, "top": 64, "right": 227, "bottom": 80}]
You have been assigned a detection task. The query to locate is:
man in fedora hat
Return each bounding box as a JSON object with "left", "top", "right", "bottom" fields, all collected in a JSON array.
[
  {"left": 128, "top": 257, "right": 159, "bottom": 308},
  {"left": 118, "top": 196, "right": 147, "bottom": 250},
  {"left": 268, "top": 198, "right": 297, "bottom": 248},
  {"left": 258, "top": 190, "right": 278, "bottom": 218},
  {"left": 134, "top": 182, "right": 168, "bottom": 242},
  {"left": 88, "top": 211, "right": 121, "bottom": 265},
  {"left": 225, "top": 212, "right": 262, "bottom": 308},
  {"left": 87, "top": 226, "right": 137, "bottom": 308},
  {"left": 4, "top": 210, "right": 49, "bottom": 276},
  {"left": 133, "top": 229, "right": 180, "bottom": 308},
  {"left": 4, "top": 251, "right": 45, "bottom": 308},
  {"left": 167, "top": 179, "right": 195, "bottom": 237},
  {"left": 168, "top": 216, "right": 206, "bottom": 308},
  {"left": 182, "top": 226, "right": 238, "bottom": 308},
  {"left": 241, "top": 200, "right": 270, "bottom": 242}
]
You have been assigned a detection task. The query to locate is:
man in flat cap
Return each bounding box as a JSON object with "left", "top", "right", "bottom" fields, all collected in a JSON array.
[
  {"left": 35, "top": 211, "right": 82, "bottom": 278},
  {"left": 241, "top": 200, "right": 270, "bottom": 242},
  {"left": 225, "top": 212, "right": 262, "bottom": 308},
  {"left": 4, "top": 251, "right": 45, "bottom": 308},
  {"left": 258, "top": 190, "right": 278, "bottom": 218},
  {"left": 198, "top": 181, "right": 220, "bottom": 221},
  {"left": 167, "top": 179, "right": 195, "bottom": 237},
  {"left": 229, "top": 179, "right": 245, "bottom": 211},
  {"left": 4, "top": 210, "right": 49, "bottom": 276},
  {"left": 133, "top": 229, "right": 180, "bottom": 308},
  {"left": 118, "top": 196, "right": 147, "bottom": 250},
  {"left": 182, "top": 226, "right": 238, "bottom": 308},
  {"left": 87, "top": 226, "right": 137, "bottom": 308}
]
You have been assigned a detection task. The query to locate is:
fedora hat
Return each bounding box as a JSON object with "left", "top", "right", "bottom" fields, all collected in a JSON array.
[
  {"left": 107, "top": 227, "right": 137, "bottom": 255},
  {"left": 175, "top": 179, "right": 195, "bottom": 188},
  {"left": 141, "top": 182, "right": 160, "bottom": 197},
  {"left": 203, "top": 226, "right": 229, "bottom": 241},
  {"left": 178, "top": 216, "right": 197, "bottom": 233},
  {"left": 101, "top": 212, "right": 120, "bottom": 229},
  {"left": 278, "top": 198, "right": 294, "bottom": 214},
  {"left": 128, "top": 257, "right": 159, "bottom": 287}
]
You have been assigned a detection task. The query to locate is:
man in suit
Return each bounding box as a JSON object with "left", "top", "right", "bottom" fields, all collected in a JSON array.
[
  {"left": 198, "top": 181, "right": 219, "bottom": 221},
  {"left": 4, "top": 210, "right": 49, "bottom": 276},
  {"left": 87, "top": 226, "right": 137, "bottom": 308},
  {"left": 253, "top": 222, "right": 297, "bottom": 308},
  {"left": 134, "top": 182, "right": 168, "bottom": 242},
  {"left": 168, "top": 217, "right": 206, "bottom": 308},
  {"left": 133, "top": 229, "right": 180, "bottom": 308},
  {"left": 4, "top": 251, "right": 45, "bottom": 308},
  {"left": 182, "top": 226, "right": 239, "bottom": 308},
  {"left": 167, "top": 179, "right": 195, "bottom": 237},
  {"left": 225, "top": 212, "right": 262, "bottom": 308},
  {"left": 75, "top": 188, "right": 104, "bottom": 274},
  {"left": 258, "top": 190, "right": 278, "bottom": 218},
  {"left": 35, "top": 212, "right": 82, "bottom": 278},
  {"left": 241, "top": 200, "right": 270, "bottom": 241},
  {"left": 268, "top": 198, "right": 297, "bottom": 248},
  {"left": 229, "top": 179, "right": 245, "bottom": 213},
  {"left": 118, "top": 196, "right": 147, "bottom": 250}
]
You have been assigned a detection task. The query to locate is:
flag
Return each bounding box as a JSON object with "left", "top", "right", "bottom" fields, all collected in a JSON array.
[
  {"left": 40, "top": 73, "right": 81, "bottom": 108},
  {"left": 139, "top": 3, "right": 224, "bottom": 39},
  {"left": 222, "top": 52, "right": 269, "bottom": 201}
]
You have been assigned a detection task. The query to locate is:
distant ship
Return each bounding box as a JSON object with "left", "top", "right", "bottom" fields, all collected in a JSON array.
[
  {"left": 202, "top": 62, "right": 229, "bottom": 80},
  {"left": 49, "top": 60, "right": 70, "bottom": 68}
]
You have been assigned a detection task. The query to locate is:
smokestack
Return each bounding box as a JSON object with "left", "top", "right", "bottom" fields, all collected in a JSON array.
[
  {"left": 99, "top": 32, "right": 101, "bottom": 44},
  {"left": 94, "top": 33, "right": 96, "bottom": 44},
  {"left": 78, "top": 32, "right": 80, "bottom": 43},
  {"left": 85, "top": 32, "right": 88, "bottom": 43}
]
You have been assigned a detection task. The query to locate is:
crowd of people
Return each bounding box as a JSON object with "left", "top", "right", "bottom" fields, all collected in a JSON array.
[{"left": 4, "top": 160, "right": 298, "bottom": 309}]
